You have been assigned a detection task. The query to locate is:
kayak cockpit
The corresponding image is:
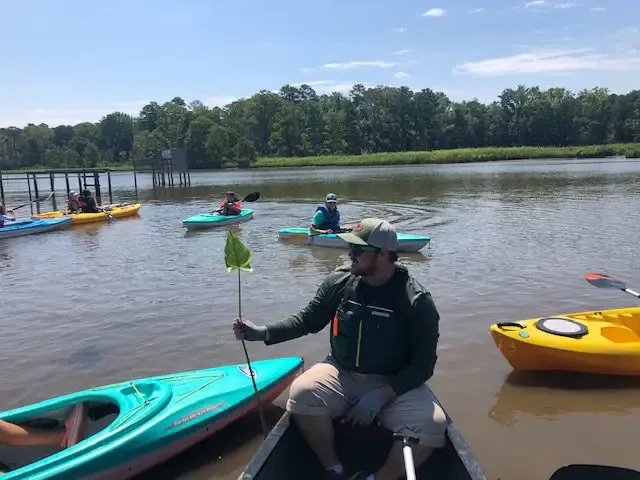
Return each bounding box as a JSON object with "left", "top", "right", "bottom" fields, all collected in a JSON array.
[{"left": 0, "top": 380, "right": 172, "bottom": 476}]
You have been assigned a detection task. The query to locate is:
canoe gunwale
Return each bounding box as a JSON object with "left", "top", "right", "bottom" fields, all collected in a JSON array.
[{"left": 240, "top": 387, "right": 488, "bottom": 480}]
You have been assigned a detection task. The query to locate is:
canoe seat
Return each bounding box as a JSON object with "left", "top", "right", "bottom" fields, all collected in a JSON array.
[{"left": 600, "top": 326, "right": 640, "bottom": 344}]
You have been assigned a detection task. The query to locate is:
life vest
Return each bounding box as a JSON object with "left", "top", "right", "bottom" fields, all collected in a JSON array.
[
  {"left": 329, "top": 270, "right": 413, "bottom": 374},
  {"left": 218, "top": 200, "right": 242, "bottom": 215},
  {"left": 315, "top": 205, "right": 340, "bottom": 230}
]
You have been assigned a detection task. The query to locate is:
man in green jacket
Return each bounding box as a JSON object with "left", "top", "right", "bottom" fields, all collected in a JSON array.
[{"left": 233, "top": 218, "right": 445, "bottom": 480}]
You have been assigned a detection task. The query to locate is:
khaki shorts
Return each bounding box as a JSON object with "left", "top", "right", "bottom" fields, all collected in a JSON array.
[{"left": 286, "top": 358, "right": 447, "bottom": 447}]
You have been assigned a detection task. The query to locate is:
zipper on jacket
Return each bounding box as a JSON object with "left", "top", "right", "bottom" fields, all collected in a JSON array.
[{"left": 355, "top": 319, "right": 363, "bottom": 367}]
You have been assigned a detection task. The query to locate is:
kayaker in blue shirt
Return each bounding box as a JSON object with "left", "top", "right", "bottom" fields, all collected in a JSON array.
[{"left": 311, "top": 193, "right": 350, "bottom": 234}]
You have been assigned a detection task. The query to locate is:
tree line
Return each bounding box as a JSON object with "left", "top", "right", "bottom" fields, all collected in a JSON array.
[{"left": 1, "top": 83, "right": 639, "bottom": 171}]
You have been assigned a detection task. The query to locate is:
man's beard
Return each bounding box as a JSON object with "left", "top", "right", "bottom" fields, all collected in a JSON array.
[{"left": 350, "top": 257, "right": 375, "bottom": 276}]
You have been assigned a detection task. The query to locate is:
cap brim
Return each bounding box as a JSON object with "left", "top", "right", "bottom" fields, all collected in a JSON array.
[
  {"left": 326, "top": 200, "right": 337, "bottom": 203},
  {"left": 336, "top": 232, "right": 368, "bottom": 245}
]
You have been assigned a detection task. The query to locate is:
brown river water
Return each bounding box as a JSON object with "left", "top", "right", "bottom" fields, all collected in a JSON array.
[{"left": 2, "top": 158, "right": 640, "bottom": 479}]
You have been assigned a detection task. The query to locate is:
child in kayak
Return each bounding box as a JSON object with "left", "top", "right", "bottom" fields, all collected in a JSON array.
[
  {"left": 67, "top": 191, "right": 81, "bottom": 213},
  {"left": 213, "top": 191, "right": 242, "bottom": 216},
  {"left": 0, "top": 205, "right": 16, "bottom": 228}
]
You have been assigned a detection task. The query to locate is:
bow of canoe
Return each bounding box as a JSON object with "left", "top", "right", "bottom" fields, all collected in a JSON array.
[
  {"left": 239, "top": 384, "right": 487, "bottom": 480},
  {"left": 182, "top": 209, "right": 255, "bottom": 229},
  {"left": 277, "top": 227, "right": 430, "bottom": 253},
  {"left": 0, "top": 356, "right": 303, "bottom": 480}
]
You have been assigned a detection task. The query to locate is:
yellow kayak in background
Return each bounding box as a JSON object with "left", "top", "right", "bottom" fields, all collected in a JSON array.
[
  {"left": 32, "top": 203, "right": 142, "bottom": 225},
  {"left": 489, "top": 306, "right": 640, "bottom": 376}
]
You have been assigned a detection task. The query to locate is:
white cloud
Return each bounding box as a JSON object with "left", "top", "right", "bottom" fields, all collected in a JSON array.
[
  {"left": 469, "top": 7, "right": 485, "bottom": 13},
  {"left": 394, "top": 72, "right": 410, "bottom": 78},
  {"left": 525, "top": 0, "right": 546, "bottom": 7},
  {"left": 392, "top": 27, "right": 408, "bottom": 33},
  {"left": 393, "top": 49, "right": 411, "bottom": 55},
  {"left": 422, "top": 8, "right": 446, "bottom": 17},
  {"left": 554, "top": 2, "right": 577, "bottom": 8},
  {"left": 453, "top": 47, "right": 640, "bottom": 76},
  {"left": 322, "top": 60, "right": 398, "bottom": 69},
  {"left": 589, "top": 6, "right": 605, "bottom": 11}
]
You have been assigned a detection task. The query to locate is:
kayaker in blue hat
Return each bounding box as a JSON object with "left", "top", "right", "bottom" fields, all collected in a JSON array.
[{"left": 311, "top": 193, "right": 347, "bottom": 234}]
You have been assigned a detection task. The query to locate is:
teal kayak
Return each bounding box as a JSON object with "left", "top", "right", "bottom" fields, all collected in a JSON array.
[
  {"left": 277, "top": 227, "right": 430, "bottom": 252},
  {"left": 182, "top": 208, "right": 254, "bottom": 230},
  {"left": 0, "top": 217, "right": 72, "bottom": 240},
  {"left": 0, "top": 356, "right": 303, "bottom": 479}
]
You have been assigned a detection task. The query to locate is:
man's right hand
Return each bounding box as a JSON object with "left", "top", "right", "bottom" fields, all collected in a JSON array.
[{"left": 233, "top": 318, "right": 268, "bottom": 342}]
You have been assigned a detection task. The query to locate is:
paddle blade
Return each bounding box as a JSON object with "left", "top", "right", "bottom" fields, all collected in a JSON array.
[
  {"left": 585, "top": 272, "right": 626, "bottom": 290},
  {"left": 550, "top": 464, "right": 640, "bottom": 480},
  {"left": 242, "top": 191, "right": 260, "bottom": 202}
]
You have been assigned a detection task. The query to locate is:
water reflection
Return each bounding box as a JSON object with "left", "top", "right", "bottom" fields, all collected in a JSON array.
[{"left": 488, "top": 371, "right": 640, "bottom": 426}]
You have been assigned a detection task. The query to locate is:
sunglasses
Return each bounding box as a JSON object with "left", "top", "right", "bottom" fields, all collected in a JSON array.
[{"left": 348, "top": 244, "right": 381, "bottom": 256}]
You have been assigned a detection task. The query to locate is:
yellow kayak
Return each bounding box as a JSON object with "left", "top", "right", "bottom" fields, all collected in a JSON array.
[
  {"left": 32, "top": 203, "right": 142, "bottom": 225},
  {"left": 489, "top": 306, "right": 640, "bottom": 376}
]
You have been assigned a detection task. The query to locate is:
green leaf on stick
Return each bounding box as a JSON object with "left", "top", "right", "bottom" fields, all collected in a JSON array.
[{"left": 224, "top": 230, "right": 253, "bottom": 273}]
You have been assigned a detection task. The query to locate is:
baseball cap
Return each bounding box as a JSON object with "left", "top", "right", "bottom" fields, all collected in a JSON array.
[
  {"left": 337, "top": 218, "right": 399, "bottom": 252},
  {"left": 325, "top": 193, "right": 338, "bottom": 203}
]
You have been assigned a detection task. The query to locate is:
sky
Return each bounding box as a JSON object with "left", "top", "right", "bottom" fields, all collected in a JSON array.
[{"left": 1, "top": 0, "right": 638, "bottom": 128}]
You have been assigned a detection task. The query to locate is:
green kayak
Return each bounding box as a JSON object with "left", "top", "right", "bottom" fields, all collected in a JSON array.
[
  {"left": 0, "top": 356, "right": 303, "bottom": 479},
  {"left": 182, "top": 209, "right": 254, "bottom": 230}
]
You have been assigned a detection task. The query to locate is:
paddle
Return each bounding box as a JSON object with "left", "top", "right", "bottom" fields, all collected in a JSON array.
[
  {"left": 584, "top": 272, "right": 640, "bottom": 299},
  {"left": 550, "top": 464, "right": 640, "bottom": 479},
  {"left": 393, "top": 434, "right": 418, "bottom": 480},
  {"left": 225, "top": 230, "right": 268, "bottom": 438},
  {"left": 8, "top": 191, "right": 56, "bottom": 213},
  {"left": 213, "top": 191, "right": 260, "bottom": 214},
  {"left": 101, "top": 207, "right": 116, "bottom": 223}
]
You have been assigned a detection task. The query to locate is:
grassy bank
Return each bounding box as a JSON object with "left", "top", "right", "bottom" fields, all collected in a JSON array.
[
  {"left": 3, "top": 143, "right": 640, "bottom": 175},
  {"left": 252, "top": 143, "right": 640, "bottom": 168}
]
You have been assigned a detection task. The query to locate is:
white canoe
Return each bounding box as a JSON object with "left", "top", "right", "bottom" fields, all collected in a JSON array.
[{"left": 277, "top": 227, "right": 430, "bottom": 253}]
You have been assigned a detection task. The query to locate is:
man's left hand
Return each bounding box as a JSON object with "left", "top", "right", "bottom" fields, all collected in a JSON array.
[{"left": 345, "top": 387, "right": 394, "bottom": 426}]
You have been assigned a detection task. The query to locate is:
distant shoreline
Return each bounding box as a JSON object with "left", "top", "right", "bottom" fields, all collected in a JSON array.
[{"left": 3, "top": 143, "right": 639, "bottom": 174}]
